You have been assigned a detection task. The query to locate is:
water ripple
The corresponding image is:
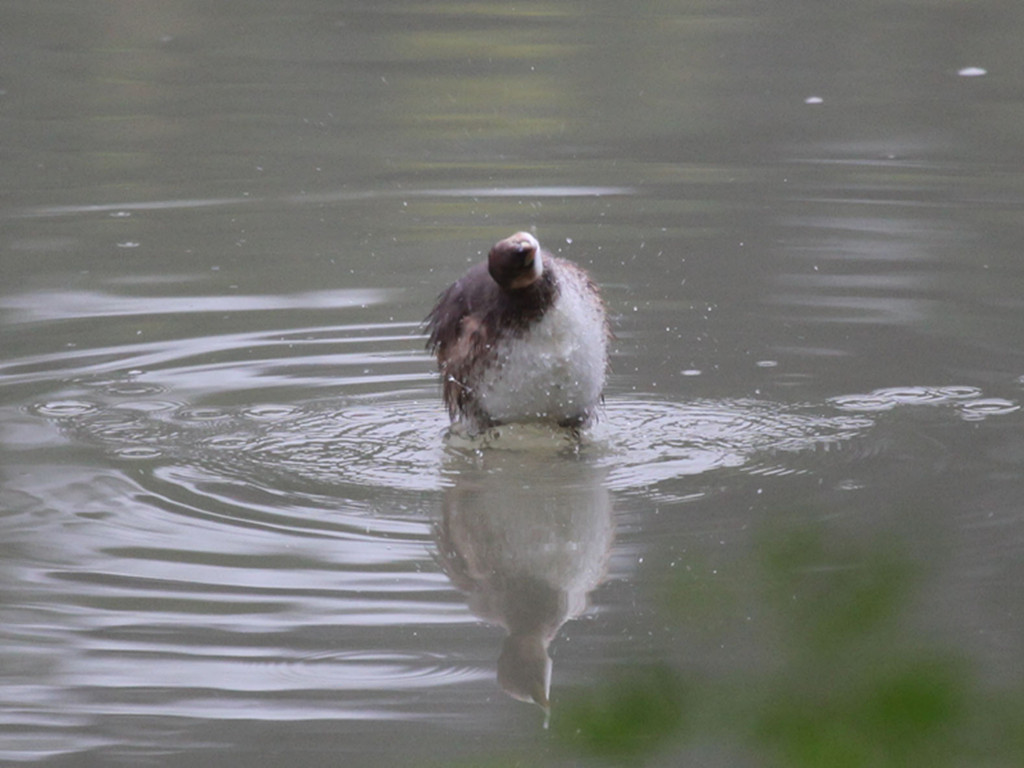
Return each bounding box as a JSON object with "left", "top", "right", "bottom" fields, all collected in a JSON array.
[
  {"left": 829, "top": 385, "right": 1017, "bottom": 421},
  {"left": 13, "top": 308, "right": 1022, "bottom": 511},
  {"left": 26, "top": 388, "right": 885, "bottom": 504},
  {"left": 599, "top": 398, "right": 874, "bottom": 498},
  {"left": 5, "top": 291, "right": 1022, "bottom": 761}
]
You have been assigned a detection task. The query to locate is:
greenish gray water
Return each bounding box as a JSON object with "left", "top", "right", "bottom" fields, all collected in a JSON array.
[{"left": 2, "top": 1, "right": 1023, "bottom": 766}]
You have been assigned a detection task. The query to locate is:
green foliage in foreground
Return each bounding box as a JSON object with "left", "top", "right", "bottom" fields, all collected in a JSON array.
[
  {"left": 548, "top": 520, "right": 1024, "bottom": 767},
  {"left": 552, "top": 664, "right": 688, "bottom": 758}
]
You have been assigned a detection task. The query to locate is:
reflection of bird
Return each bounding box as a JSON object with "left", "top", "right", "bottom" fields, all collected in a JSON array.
[
  {"left": 435, "top": 449, "right": 614, "bottom": 713},
  {"left": 425, "top": 232, "right": 609, "bottom": 434}
]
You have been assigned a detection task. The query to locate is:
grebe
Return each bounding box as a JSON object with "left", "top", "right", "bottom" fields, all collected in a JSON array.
[{"left": 425, "top": 231, "right": 608, "bottom": 433}]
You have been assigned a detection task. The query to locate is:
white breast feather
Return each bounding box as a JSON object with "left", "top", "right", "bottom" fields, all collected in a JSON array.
[{"left": 475, "top": 268, "right": 607, "bottom": 425}]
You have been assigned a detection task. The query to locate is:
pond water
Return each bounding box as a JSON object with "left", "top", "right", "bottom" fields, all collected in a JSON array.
[{"left": 2, "top": 1, "right": 1024, "bottom": 766}]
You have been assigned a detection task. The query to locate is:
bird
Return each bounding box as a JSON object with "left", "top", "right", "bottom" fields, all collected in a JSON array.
[{"left": 425, "top": 231, "right": 609, "bottom": 434}]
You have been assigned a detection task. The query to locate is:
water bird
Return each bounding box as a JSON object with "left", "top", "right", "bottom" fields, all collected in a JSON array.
[{"left": 425, "top": 231, "right": 609, "bottom": 433}]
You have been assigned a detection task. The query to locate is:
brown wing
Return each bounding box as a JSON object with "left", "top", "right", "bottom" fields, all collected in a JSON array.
[{"left": 424, "top": 263, "right": 498, "bottom": 421}]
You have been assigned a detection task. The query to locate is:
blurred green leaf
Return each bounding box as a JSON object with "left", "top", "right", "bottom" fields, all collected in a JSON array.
[
  {"left": 544, "top": 517, "right": 1024, "bottom": 767},
  {"left": 552, "top": 664, "right": 689, "bottom": 760},
  {"left": 755, "top": 654, "right": 967, "bottom": 768}
]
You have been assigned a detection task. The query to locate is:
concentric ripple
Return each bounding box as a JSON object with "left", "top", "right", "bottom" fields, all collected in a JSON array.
[
  {"left": 28, "top": 385, "right": 883, "bottom": 502},
  {"left": 16, "top": 335, "right": 1024, "bottom": 510},
  {"left": 599, "top": 397, "right": 875, "bottom": 498},
  {"left": 8, "top": 286, "right": 1018, "bottom": 505},
  {"left": 39, "top": 391, "right": 450, "bottom": 493}
]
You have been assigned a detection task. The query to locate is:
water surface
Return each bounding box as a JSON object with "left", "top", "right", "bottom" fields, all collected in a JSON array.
[{"left": 2, "top": 1, "right": 1024, "bottom": 766}]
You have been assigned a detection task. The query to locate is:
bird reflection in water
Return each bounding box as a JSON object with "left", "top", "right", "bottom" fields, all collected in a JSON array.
[{"left": 434, "top": 434, "right": 614, "bottom": 718}]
